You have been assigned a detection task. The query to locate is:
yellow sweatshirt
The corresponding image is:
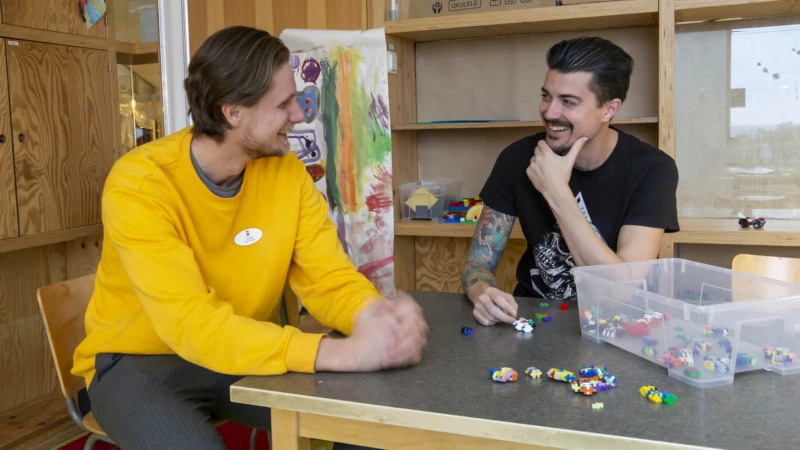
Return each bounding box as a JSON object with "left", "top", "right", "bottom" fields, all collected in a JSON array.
[{"left": 72, "top": 127, "right": 381, "bottom": 387}]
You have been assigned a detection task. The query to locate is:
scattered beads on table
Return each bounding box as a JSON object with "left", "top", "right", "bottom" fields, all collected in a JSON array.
[
  {"left": 540, "top": 302, "right": 549, "bottom": 307},
  {"left": 525, "top": 367, "right": 542, "bottom": 379},
  {"left": 461, "top": 327, "right": 474, "bottom": 335},
  {"left": 535, "top": 313, "right": 552, "bottom": 322},
  {"left": 547, "top": 368, "right": 576, "bottom": 383},
  {"left": 489, "top": 367, "right": 518, "bottom": 383},
  {"left": 640, "top": 385, "right": 677, "bottom": 404},
  {"left": 592, "top": 403, "right": 604, "bottom": 410},
  {"left": 560, "top": 303, "right": 569, "bottom": 311},
  {"left": 513, "top": 317, "right": 535, "bottom": 333}
]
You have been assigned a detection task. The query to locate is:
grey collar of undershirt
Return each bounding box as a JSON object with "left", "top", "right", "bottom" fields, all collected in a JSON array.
[{"left": 190, "top": 149, "right": 243, "bottom": 198}]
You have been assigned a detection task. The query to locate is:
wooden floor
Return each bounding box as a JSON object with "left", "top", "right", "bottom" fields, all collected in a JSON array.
[{"left": 0, "top": 391, "right": 84, "bottom": 450}]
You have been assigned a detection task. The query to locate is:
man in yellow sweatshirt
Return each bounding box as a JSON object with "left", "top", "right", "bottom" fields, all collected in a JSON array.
[{"left": 71, "top": 26, "right": 427, "bottom": 450}]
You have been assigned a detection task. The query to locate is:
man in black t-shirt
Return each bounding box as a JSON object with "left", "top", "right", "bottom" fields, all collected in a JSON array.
[{"left": 461, "top": 37, "right": 679, "bottom": 326}]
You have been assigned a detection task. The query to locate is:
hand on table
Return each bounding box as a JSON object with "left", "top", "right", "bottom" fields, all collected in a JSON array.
[
  {"left": 469, "top": 282, "right": 518, "bottom": 326},
  {"left": 315, "top": 292, "right": 428, "bottom": 372}
]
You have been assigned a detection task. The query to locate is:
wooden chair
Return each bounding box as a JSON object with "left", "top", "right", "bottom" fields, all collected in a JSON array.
[
  {"left": 732, "top": 254, "right": 800, "bottom": 284},
  {"left": 36, "top": 274, "right": 115, "bottom": 450},
  {"left": 36, "top": 275, "right": 265, "bottom": 449}
]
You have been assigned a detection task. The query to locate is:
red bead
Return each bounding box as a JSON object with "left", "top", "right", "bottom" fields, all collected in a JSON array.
[{"left": 560, "top": 303, "right": 569, "bottom": 310}]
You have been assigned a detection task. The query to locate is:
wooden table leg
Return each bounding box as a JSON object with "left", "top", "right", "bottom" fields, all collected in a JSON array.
[{"left": 271, "top": 408, "right": 311, "bottom": 450}]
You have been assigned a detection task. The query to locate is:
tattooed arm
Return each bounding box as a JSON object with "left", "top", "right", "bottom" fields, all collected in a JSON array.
[{"left": 461, "top": 205, "right": 519, "bottom": 326}]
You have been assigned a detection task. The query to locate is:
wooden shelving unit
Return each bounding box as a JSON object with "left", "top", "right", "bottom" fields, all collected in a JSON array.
[
  {"left": 674, "top": 0, "right": 800, "bottom": 23},
  {"left": 115, "top": 40, "right": 158, "bottom": 56},
  {"left": 396, "top": 221, "right": 526, "bottom": 240},
  {"left": 392, "top": 117, "right": 658, "bottom": 131},
  {"left": 381, "top": 0, "right": 800, "bottom": 292},
  {"left": 384, "top": 0, "right": 658, "bottom": 41}
]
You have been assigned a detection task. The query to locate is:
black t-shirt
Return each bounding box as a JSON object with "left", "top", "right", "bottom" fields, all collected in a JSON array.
[{"left": 479, "top": 127, "right": 680, "bottom": 301}]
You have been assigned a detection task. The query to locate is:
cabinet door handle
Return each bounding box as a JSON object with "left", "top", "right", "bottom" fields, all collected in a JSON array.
[
  {"left": 18, "top": 133, "right": 24, "bottom": 142},
  {"left": 0, "top": 135, "right": 4, "bottom": 143}
]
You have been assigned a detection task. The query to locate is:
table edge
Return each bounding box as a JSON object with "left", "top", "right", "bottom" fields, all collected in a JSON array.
[{"left": 230, "top": 382, "right": 715, "bottom": 450}]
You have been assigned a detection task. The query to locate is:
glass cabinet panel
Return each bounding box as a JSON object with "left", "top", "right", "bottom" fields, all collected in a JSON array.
[
  {"left": 114, "top": 0, "right": 163, "bottom": 153},
  {"left": 676, "top": 17, "right": 800, "bottom": 220}
]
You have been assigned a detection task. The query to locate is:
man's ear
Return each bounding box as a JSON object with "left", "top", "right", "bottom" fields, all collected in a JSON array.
[
  {"left": 221, "top": 104, "right": 241, "bottom": 128},
  {"left": 602, "top": 99, "right": 622, "bottom": 123}
]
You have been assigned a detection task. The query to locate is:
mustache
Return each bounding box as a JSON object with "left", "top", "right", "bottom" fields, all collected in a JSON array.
[{"left": 545, "top": 119, "right": 572, "bottom": 128}]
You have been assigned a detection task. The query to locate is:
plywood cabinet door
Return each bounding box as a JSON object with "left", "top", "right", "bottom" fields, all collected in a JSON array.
[
  {"left": 0, "top": 40, "right": 19, "bottom": 240},
  {"left": 1, "top": 0, "right": 108, "bottom": 39},
  {"left": 7, "top": 40, "right": 114, "bottom": 236}
]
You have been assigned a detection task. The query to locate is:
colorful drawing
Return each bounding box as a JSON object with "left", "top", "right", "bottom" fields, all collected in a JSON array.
[
  {"left": 289, "top": 130, "right": 325, "bottom": 183},
  {"left": 281, "top": 28, "right": 394, "bottom": 297},
  {"left": 294, "top": 86, "right": 320, "bottom": 123},
  {"left": 301, "top": 58, "right": 322, "bottom": 83}
]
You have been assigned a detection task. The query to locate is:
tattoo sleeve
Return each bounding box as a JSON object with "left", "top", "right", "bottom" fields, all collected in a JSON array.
[{"left": 460, "top": 205, "right": 517, "bottom": 294}]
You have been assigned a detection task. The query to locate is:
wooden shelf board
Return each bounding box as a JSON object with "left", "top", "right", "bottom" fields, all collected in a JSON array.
[
  {"left": 385, "top": 0, "right": 658, "bottom": 42},
  {"left": 395, "top": 221, "right": 525, "bottom": 240},
  {"left": 0, "top": 224, "right": 103, "bottom": 254},
  {"left": 392, "top": 117, "right": 658, "bottom": 131},
  {"left": 675, "top": 0, "right": 800, "bottom": 23},
  {"left": 0, "top": 24, "right": 107, "bottom": 50},
  {"left": 115, "top": 40, "right": 158, "bottom": 56},
  {"left": 671, "top": 218, "right": 800, "bottom": 247},
  {"left": 396, "top": 218, "right": 800, "bottom": 247}
]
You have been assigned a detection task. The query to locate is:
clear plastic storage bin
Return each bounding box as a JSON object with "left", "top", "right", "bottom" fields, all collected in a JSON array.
[
  {"left": 400, "top": 180, "right": 461, "bottom": 221},
  {"left": 572, "top": 258, "right": 800, "bottom": 388}
]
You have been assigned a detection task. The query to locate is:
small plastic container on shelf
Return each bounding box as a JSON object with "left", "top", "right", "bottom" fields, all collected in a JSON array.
[
  {"left": 400, "top": 180, "right": 460, "bottom": 221},
  {"left": 572, "top": 258, "right": 800, "bottom": 388}
]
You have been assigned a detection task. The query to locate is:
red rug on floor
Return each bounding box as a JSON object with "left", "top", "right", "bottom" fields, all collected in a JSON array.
[{"left": 55, "top": 421, "right": 270, "bottom": 450}]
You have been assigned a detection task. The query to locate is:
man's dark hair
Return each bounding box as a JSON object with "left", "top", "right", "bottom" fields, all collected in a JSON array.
[
  {"left": 546, "top": 37, "right": 634, "bottom": 106},
  {"left": 184, "top": 26, "right": 290, "bottom": 142}
]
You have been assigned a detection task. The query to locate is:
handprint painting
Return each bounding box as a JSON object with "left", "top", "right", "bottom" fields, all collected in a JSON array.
[{"left": 280, "top": 28, "right": 395, "bottom": 297}]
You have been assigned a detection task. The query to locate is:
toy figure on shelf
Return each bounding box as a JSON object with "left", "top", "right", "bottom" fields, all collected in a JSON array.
[
  {"left": 405, "top": 187, "right": 440, "bottom": 220},
  {"left": 442, "top": 197, "right": 484, "bottom": 224},
  {"left": 738, "top": 211, "right": 766, "bottom": 229}
]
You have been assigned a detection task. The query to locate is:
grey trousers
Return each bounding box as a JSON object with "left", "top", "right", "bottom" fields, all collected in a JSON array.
[{"left": 88, "top": 353, "right": 373, "bottom": 450}]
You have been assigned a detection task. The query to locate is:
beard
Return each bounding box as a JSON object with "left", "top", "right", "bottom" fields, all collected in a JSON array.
[
  {"left": 545, "top": 118, "right": 574, "bottom": 156},
  {"left": 241, "top": 126, "right": 292, "bottom": 159}
]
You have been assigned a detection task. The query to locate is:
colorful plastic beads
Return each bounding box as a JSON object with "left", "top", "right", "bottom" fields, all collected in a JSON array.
[
  {"left": 547, "top": 368, "right": 576, "bottom": 383},
  {"left": 702, "top": 326, "right": 728, "bottom": 337},
  {"left": 540, "top": 302, "right": 549, "bottom": 307},
  {"left": 684, "top": 367, "right": 702, "bottom": 379},
  {"left": 592, "top": 403, "right": 604, "bottom": 410},
  {"left": 764, "top": 347, "right": 796, "bottom": 365},
  {"left": 736, "top": 353, "right": 757, "bottom": 367},
  {"left": 513, "top": 317, "right": 535, "bottom": 333},
  {"left": 642, "top": 337, "right": 658, "bottom": 346},
  {"left": 640, "top": 386, "right": 677, "bottom": 405},
  {"left": 642, "top": 346, "right": 656, "bottom": 357},
  {"left": 675, "top": 326, "right": 684, "bottom": 332},
  {"left": 525, "top": 367, "right": 542, "bottom": 379},
  {"left": 560, "top": 303, "right": 569, "bottom": 311},
  {"left": 535, "top": 313, "right": 552, "bottom": 322},
  {"left": 570, "top": 366, "right": 617, "bottom": 395},
  {"left": 461, "top": 327, "right": 474, "bottom": 335},
  {"left": 489, "top": 367, "right": 518, "bottom": 383}
]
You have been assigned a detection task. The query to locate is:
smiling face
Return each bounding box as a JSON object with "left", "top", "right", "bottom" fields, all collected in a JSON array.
[
  {"left": 539, "top": 70, "right": 616, "bottom": 155},
  {"left": 227, "top": 63, "right": 305, "bottom": 159}
]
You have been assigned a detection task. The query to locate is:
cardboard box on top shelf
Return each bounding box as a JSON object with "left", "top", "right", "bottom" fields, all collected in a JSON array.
[
  {"left": 408, "top": 0, "right": 554, "bottom": 19},
  {"left": 557, "top": 0, "right": 623, "bottom": 6}
]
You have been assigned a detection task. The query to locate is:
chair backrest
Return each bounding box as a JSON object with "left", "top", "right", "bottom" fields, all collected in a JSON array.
[
  {"left": 732, "top": 254, "right": 800, "bottom": 284},
  {"left": 36, "top": 274, "right": 96, "bottom": 400}
]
